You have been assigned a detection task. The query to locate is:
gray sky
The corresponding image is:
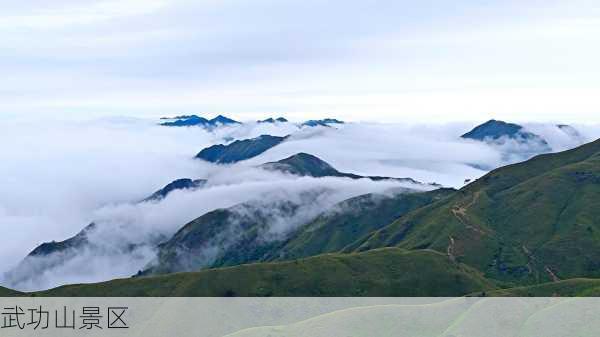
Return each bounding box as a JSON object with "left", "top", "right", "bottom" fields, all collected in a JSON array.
[{"left": 2, "top": 0, "right": 600, "bottom": 122}]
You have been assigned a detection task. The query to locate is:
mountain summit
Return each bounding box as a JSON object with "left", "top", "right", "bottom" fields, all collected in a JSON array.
[
  {"left": 161, "top": 114, "right": 240, "bottom": 128},
  {"left": 301, "top": 119, "right": 344, "bottom": 127},
  {"left": 6, "top": 138, "right": 600, "bottom": 296},
  {"left": 261, "top": 153, "right": 426, "bottom": 185},
  {"left": 352, "top": 137, "right": 600, "bottom": 283},
  {"left": 210, "top": 115, "right": 240, "bottom": 125},
  {"left": 260, "top": 153, "right": 340, "bottom": 177},
  {"left": 196, "top": 135, "right": 288, "bottom": 164},
  {"left": 143, "top": 178, "right": 207, "bottom": 202},
  {"left": 461, "top": 119, "right": 548, "bottom": 145},
  {"left": 258, "top": 117, "right": 288, "bottom": 123}
]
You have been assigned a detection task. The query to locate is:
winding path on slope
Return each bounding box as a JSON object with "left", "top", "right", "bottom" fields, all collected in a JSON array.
[
  {"left": 450, "top": 191, "right": 486, "bottom": 235},
  {"left": 449, "top": 191, "right": 561, "bottom": 282},
  {"left": 523, "top": 245, "right": 560, "bottom": 282}
]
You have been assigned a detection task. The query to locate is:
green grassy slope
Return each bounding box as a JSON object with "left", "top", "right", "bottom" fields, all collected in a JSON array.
[
  {"left": 146, "top": 188, "right": 453, "bottom": 275},
  {"left": 350, "top": 139, "right": 600, "bottom": 284},
  {"left": 269, "top": 189, "right": 455, "bottom": 261},
  {"left": 26, "top": 248, "right": 494, "bottom": 297},
  {"left": 4, "top": 140, "right": 599, "bottom": 297},
  {"left": 144, "top": 199, "right": 309, "bottom": 275},
  {"left": 0, "top": 286, "right": 22, "bottom": 296},
  {"left": 483, "top": 278, "right": 600, "bottom": 296}
]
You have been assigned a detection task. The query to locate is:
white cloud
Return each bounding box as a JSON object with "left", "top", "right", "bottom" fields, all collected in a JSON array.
[
  {"left": 0, "top": 0, "right": 169, "bottom": 29},
  {"left": 0, "top": 116, "right": 599, "bottom": 291},
  {"left": 1, "top": 1, "right": 600, "bottom": 122}
]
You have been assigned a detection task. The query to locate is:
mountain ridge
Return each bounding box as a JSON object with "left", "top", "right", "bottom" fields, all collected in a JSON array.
[
  {"left": 258, "top": 117, "right": 288, "bottom": 123},
  {"left": 141, "top": 187, "right": 452, "bottom": 275},
  {"left": 301, "top": 119, "right": 344, "bottom": 127},
  {"left": 461, "top": 119, "right": 551, "bottom": 156},
  {"left": 6, "top": 137, "right": 600, "bottom": 296},
  {"left": 196, "top": 135, "right": 288, "bottom": 164},
  {"left": 261, "top": 153, "right": 428, "bottom": 185},
  {"left": 143, "top": 178, "right": 207, "bottom": 202},
  {"left": 16, "top": 248, "right": 495, "bottom": 296},
  {"left": 161, "top": 114, "right": 240, "bottom": 128},
  {"left": 350, "top": 137, "right": 600, "bottom": 283}
]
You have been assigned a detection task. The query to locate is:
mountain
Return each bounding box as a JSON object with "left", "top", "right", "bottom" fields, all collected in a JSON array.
[
  {"left": 28, "top": 223, "right": 96, "bottom": 258},
  {"left": 261, "top": 153, "right": 426, "bottom": 185},
  {"left": 265, "top": 188, "right": 455, "bottom": 261},
  {"left": 2, "top": 222, "right": 97, "bottom": 287},
  {"left": 462, "top": 119, "right": 549, "bottom": 146},
  {"left": 260, "top": 153, "right": 340, "bottom": 176},
  {"left": 195, "top": 135, "right": 288, "bottom": 164},
  {"left": 4, "top": 177, "right": 206, "bottom": 287},
  {"left": 160, "top": 115, "right": 209, "bottom": 127},
  {"left": 301, "top": 118, "right": 344, "bottom": 127},
  {"left": 160, "top": 115, "right": 240, "bottom": 128},
  {"left": 142, "top": 198, "right": 307, "bottom": 275},
  {"left": 0, "top": 286, "right": 20, "bottom": 296},
  {"left": 141, "top": 185, "right": 448, "bottom": 275},
  {"left": 143, "top": 178, "right": 206, "bottom": 202},
  {"left": 6, "top": 138, "right": 600, "bottom": 296},
  {"left": 27, "top": 176, "right": 206, "bottom": 257},
  {"left": 159, "top": 114, "right": 196, "bottom": 120},
  {"left": 7, "top": 151, "right": 431, "bottom": 287},
  {"left": 147, "top": 154, "right": 437, "bottom": 274},
  {"left": 349, "top": 137, "right": 600, "bottom": 284},
  {"left": 258, "top": 117, "right": 288, "bottom": 123},
  {"left": 22, "top": 248, "right": 494, "bottom": 296},
  {"left": 210, "top": 115, "right": 240, "bottom": 125}
]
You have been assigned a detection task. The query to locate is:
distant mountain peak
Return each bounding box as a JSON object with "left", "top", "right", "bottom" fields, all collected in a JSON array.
[
  {"left": 282, "top": 152, "right": 323, "bottom": 161},
  {"left": 143, "top": 178, "right": 207, "bottom": 202},
  {"left": 160, "top": 115, "right": 198, "bottom": 120},
  {"left": 261, "top": 152, "right": 427, "bottom": 186},
  {"left": 461, "top": 119, "right": 549, "bottom": 149},
  {"left": 28, "top": 222, "right": 96, "bottom": 258},
  {"left": 301, "top": 118, "right": 344, "bottom": 127},
  {"left": 277, "top": 152, "right": 336, "bottom": 170},
  {"left": 461, "top": 120, "right": 523, "bottom": 140},
  {"left": 210, "top": 115, "right": 240, "bottom": 125},
  {"left": 262, "top": 153, "right": 340, "bottom": 177},
  {"left": 160, "top": 115, "right": 209, "bottom": 127},
  {"left": 258, "top": 117, "right": 288, "bottom": 123},
  {"left": 160, "top": 114, "right": 240, "bottom": 128},
  {"left": 195, "top": 134, "right": 288, "bottom": 164}
]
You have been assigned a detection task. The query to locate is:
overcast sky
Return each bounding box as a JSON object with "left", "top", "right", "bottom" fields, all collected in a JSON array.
[{"left": 2, "top": 0, "right": 600, "bottom": 123}]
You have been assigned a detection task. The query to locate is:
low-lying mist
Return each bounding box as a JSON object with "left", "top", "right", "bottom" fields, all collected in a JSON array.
[
  {"left": 7, "top": 174, "right": 417, "bottom": 291},
  {"left": 1, "top": 116, "right": 598, "bottom": 291}
]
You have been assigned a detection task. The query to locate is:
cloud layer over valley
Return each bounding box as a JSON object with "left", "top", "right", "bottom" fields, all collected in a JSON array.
[{"left": 1, "top": 116, "right": 599, "bottom": 291}]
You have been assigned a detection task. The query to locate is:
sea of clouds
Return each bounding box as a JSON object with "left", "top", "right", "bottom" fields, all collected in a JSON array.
[{"left": 1, "top": 116, "right": 598, "bottom": 291}]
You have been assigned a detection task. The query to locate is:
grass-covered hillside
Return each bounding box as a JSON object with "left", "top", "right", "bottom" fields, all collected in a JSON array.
[
  {"left": 4, "top": 139, "right": 600, "bottom": 297},
  {"left": 0, "top": 286, "right": 21, "bottom": 296},
  {"left": 267, "top": 188, "right": 455, "bottom": 261},
  {"left": 481, "top": 278, "right": 600, "bottom": 296},
  {"left": 145, "top": 187, "right": 453, "bottom": 275},
  {"left": 25, "top": 248, "right": 494, "bottom": 297},
  {"left": 351, "top": 138, "right": 600, "bottom": 284}
]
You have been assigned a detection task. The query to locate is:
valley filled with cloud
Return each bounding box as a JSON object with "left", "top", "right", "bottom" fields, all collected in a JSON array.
[{"left": 1, "top": 115, "right": 598, "bottom": 291}]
